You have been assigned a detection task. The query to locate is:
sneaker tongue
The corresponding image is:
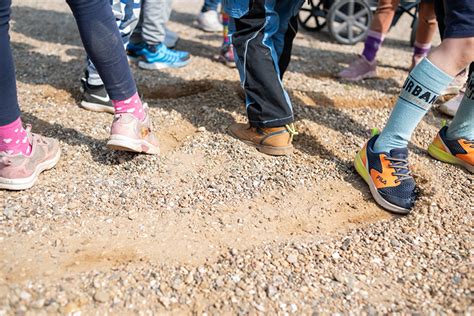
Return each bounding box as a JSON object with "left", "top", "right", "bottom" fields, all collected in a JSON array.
[{"left": 389, "top": 148, "right": 408, "bottom": 160}]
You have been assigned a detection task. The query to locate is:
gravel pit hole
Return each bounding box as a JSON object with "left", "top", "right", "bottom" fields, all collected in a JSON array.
[{"left": 140, "top": 80, "right": 214, "bottom": 100}]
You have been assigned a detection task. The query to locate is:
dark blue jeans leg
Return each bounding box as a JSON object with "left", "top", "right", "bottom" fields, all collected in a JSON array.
[
  {"left": 66, "top": 0, "right": 136, "bottom": 100},
  {"left": 0, "top": 0, "right": 21, "bottom": 126}
]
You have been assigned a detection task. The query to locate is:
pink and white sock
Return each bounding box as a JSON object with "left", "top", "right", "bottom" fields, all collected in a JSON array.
[
  {"left": 112, "top": 92, "right": 145, "bottom": 121},
  {"left": 0, "top": 117, "right": 32, "bottom": 156},
  {"left": 413, "top": 41, "right": 431, "bottom": 57}
]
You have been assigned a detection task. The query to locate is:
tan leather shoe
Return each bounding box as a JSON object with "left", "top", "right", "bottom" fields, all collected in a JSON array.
[{"left": 228, "top": 123, "right": 297, "bottom": 156}]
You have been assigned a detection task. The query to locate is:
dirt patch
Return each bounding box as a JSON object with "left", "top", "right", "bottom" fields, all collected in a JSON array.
[{"left": 140, "top": 80, "right": 214, "bottom": 100}]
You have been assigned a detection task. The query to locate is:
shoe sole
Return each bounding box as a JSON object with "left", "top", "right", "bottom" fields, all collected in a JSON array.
[
  {"left": 354, "top": 150, "right": 411, "bottom": 214},
  {"left": 194, "top": 21, "right": 222, "bottom": 33},
  {"left": 228, "top": 128, "right": 293, "bottom": 156},
  {"left": 340, "top": 70, "right": 377, "bottom": 82},
  {"left": 138, "top": 59, "right": 190, "bottom": 70},
  {"left": 80, "top": 101, "right": 114, "bottom": 114},
  {"left": 107, "top": 135, "right": 160, "bottom": 155},
  {"left": 428, "top": 144, "right": 473, "bottom": 173},
  {"left": 0, "top": 148, "right": 61, "bottom": 191}
]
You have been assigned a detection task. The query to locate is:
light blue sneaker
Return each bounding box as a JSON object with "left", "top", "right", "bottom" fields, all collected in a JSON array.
[{"left": 127, "top": 42, "right": 190, "bottom": 70}]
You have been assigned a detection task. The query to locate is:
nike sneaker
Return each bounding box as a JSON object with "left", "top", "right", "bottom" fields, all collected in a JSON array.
[
  {"left": 428, "top": 125, "right": 473, "bottom": 173},
  {"left": 0, "top": 128, "right": 61, "bottom": 190},
  {"left": 80, "top": 77, "right": 114, "bottom": 114},
  {"left": 354, "top": 130, "right": 416, "bottom": 214}
]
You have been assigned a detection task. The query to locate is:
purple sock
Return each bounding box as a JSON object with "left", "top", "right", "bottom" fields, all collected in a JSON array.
[
  {"left": 413, "top": 41, "right": 431, "bottom": 57},
  {"left": 362, "top": 30, "right": 384, "bottom": 62}
]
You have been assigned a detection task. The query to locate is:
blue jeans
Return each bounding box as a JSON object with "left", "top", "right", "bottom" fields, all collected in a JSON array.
[{"left": 201, "top": 0, "right": 220, "bottom": 12}]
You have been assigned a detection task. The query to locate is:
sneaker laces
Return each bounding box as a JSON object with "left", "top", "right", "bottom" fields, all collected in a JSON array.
[
  {"left": 285, "top": 124, "right": 299, "bottom": 142},
  {"left": 386, "top": 157, "right": 412, "bottom": 183},
  {"left": 464, "top": 140, "right": 474, "bottom": 148}
]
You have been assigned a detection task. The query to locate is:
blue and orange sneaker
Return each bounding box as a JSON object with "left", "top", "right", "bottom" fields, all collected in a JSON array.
[
  {"left": 428, "top": 125, "right": 473, "bottom": 173},
  {"left": 127, "top": 42, "right": 190, "bottom": 70},
  {"left": 354, "top": 130, "right": 416, "bottom": 214}
]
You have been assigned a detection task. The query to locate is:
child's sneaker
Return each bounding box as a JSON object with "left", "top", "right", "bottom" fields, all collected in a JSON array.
[
  {"left": 228, "top": 123, "right": 297, "bottom": 156},
  {"left": 196, "top": 10, "right": 223, "bottom": 32},
  {"left": 0, "top": 129, "right": 61, "bottom": 190},
  {"left": 338, "top": 55, "right": 377, "bottom": 81},
  {"left": 428, "top": 125, "right": 473, "bottom": 173},
  {"left": 80, "top": 77, "right": 114, "bottom": 114},
  {"left": 106, "top": 104, "right": 160, "bottom": 154},
  {"left": 354, "top": 131, "right": 416, "bottom": 214},
  {"left": 218, "top": 43, "right": 235, "bottom": 68},
  {"left": 128, "top": 43, "right": 190, "bottom": 70}
]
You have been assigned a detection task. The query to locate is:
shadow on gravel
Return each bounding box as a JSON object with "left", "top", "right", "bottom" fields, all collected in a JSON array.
[
  {"left": 11, "top": 6, "right": 82, "bottom": 47},
  {"left": 22, "top": 112, "right": 139, "bottom": 166},
  {"left": 11, "top": 42, "right": 83, "bottom": 98}
]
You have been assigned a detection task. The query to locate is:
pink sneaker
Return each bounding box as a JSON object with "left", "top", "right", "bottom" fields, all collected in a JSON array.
[
  {"left": 218, "top": 43, "right": 236, "bottom": 68},
  {"left": 338, "top": 55, "right": 377, "bottom": 81},
  {"left": 106, "top": 104, "right": 160, "bottom": 154},
  {"left": 0, "top": 129, "right": 61, "bottom": 190}
]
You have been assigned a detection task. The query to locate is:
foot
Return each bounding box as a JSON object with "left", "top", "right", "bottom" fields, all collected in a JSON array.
[
  {"left": 228, "top": 123, "right": 296, "bottom": 156},
  {"left": 354, "top": 131, "right": 416, "bottom": 214},
  {"left": 0, "top": 128, "right": 61, "bottom": 190},
  {"left": 428, "top": 125, "right": 473, "bottom": 173},
  {"left": 338, "top": 55, "right": 377, "bottom": 81},
  {"left": 218, "top": 43, "right": 236, "bottom": 68},
  {"left": 437, "top": 88, "right": 464, "bottom": 117},
  {"left": 196, "top": 10, "right": 223, "bottom": 32},
  {"left": 128, "top": 43, "right": 190, "bottom": 70},
  {"left": 106, "top": 104, "right": 160, "bottom": 154},
  {"left": 80, "top": 77, "right": 114, "bottom": 114}
]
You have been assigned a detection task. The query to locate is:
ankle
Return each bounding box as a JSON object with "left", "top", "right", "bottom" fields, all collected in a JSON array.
[
  {"left": 0, "top": 117, "right": 33, "bottom": 156},
  {"left": 112, "top": 92, "right": 146, "bottom": 121}
]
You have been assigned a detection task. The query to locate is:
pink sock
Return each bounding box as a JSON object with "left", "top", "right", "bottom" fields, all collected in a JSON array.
[
  {"left": 112, "top": 92, "right": 145, "bottom": 121},
  {"left": 0, "top": 117, "right": 32, "bottom": 156}
]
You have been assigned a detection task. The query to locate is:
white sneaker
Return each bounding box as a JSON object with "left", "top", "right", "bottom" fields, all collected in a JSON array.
[
  {"left": 437, "top": 89, "right": 464, "bottom": 117},
  {"left": 442, "top": 69, "right": 467, "bottom": 95},
  {"left": 164, "top": 27, "right": 179, "bottom": 49},
  {"left": 196, "top": 10, "right": 223, "bottom": 32}
]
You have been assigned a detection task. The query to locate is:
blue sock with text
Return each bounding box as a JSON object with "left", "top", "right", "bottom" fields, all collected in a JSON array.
[{"left": 374, "top": 58, "right": 453, "bottom": 152}]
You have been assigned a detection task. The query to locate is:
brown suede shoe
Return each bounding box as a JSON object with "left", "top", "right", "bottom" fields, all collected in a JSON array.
[{"left": 228, "top": 123, "right": 297, "bottom": 156}]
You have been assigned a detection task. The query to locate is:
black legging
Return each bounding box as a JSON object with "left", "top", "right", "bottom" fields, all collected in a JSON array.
[{"left": 0, "top": 0, "right": 136, "bottom": 125}]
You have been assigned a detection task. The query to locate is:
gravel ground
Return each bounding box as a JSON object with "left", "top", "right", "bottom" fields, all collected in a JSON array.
[{"left": 0, "top": 1, "right": 472, "bottom": 315}]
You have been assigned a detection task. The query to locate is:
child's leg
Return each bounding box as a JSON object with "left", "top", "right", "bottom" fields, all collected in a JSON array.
[
  {"left": 373, "top": 38, "right": 474, "bottom": 152},
  {"left": 412, "top": 1, "right": 437, "bottom": 60},
  {"left": 446, "top": 71, "right": 474, "bottom": 141},
  {"left": 0, "top": 0, "right": 20, "bottom": 128},
  {"left": 129, "top": 0, "right": 190, "bottom": 70},
  {"left": 273, "top": 0, "right": 299, "bottom": 79},
  {"left": 232, "top": 0, "right": 295, "bottom": 128},
  {"left": 66, "top": 0, "right": 138, "bottom": 103},
  {"left": 361, "top": 0, "right": 399, "bottom": 62},
  {"left": 86, "top": 0, "right": 141, "bottom": 86},
  {"left": 0, "top": 0, "right": 29, "bottom": 156}
]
